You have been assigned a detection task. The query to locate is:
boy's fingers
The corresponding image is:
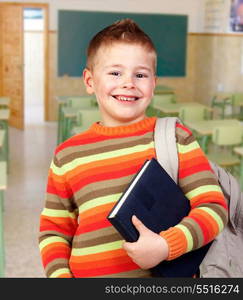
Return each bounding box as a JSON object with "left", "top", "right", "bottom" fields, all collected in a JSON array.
[{"left": 132, "top": 215, "right": 148, "bottom": 234}]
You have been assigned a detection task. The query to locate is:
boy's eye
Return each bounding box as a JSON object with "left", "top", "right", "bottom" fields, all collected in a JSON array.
[
  {"left": 110, "top": 71, "right": 121, "bottom": 76},
  {"left": 136, "top": 73, "right": 148, "bottom": 78}
]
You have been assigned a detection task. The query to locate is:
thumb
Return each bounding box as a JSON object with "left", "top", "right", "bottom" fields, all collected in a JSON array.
[{"left": 132, "top": 215, "right": 149, "bottom": 235}]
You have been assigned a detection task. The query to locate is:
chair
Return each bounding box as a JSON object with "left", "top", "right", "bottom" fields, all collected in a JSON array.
[
  {"left": 66, "top": 96, "right": 94, "bottom": 109},
  {"left": 233, "top": 146, "right": 243, "bottom": 191},
  {"left": 231, "top": 93, "right": 243, "bottom": 120},
  {"left": 147, "top": 94, "right": 176, "bottom": 117},
  {"left": 71, "top": 109, "right": 101, "bottom": 136},
  {"left": 152, "top": 94, "right": 176, "bottom": 105},
  {"left": 206, "top": 125, "right": 243, "bottom": 174},
  {"left": 179, "top": 105, "right": 208, "bottom": 123},
  {"left": 154, "top": 85, "right": 174, "bottom": 95},
  {"left": 210, "top": 92, "right": 233, "bottom": 119},
  {"left": 59, "top": 96, "right": 95, "bottom": 141},
  {"left": 179, "top": 105, "right": 211, "bottom": 147}
]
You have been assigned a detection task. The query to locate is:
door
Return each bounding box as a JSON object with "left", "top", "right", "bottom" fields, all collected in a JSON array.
[{"left": 0, "top": 3, "right": 24, "bottom": 129}]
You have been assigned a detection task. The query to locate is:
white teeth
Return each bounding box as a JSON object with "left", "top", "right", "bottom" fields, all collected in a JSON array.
[{"left": 116, "top": 96, "right": 137, "bottom": 101}]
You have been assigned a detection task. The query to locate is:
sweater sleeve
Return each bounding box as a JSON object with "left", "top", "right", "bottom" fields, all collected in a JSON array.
[
  {"left": 39, "top": 155, "right": 78, "bottom": 278},
  {"left": 160, "top": 123, "right": 228, "bottom": 260}
]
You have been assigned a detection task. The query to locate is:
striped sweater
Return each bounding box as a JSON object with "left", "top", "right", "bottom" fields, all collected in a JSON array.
[{"left": 39, "top": 117, "right": 228, "bottom": 278}]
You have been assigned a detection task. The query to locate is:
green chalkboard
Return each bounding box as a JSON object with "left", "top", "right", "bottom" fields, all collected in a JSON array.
[{"left": 58, "top": 10, "right": 187, "bottom": 77}]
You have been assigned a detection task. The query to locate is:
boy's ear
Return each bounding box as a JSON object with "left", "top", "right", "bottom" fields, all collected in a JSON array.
[
  {"left": 154, "top": 75, "right": 158, "bottom": 88},
  {"left": 83, "top": 68, "right": 94, "bottom": 94},
  {"left": 151, "top": 76, "right": 157, "bottom": 96}
]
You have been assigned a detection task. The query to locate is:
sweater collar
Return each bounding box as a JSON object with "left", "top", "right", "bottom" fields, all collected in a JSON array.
[{"left": 90, "top": 117, "right": 157, "bottom": 136}]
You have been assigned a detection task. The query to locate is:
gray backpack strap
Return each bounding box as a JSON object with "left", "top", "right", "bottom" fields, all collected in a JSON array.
[{"left": 154, "top": 117, "right": 180, "bottom": 183}]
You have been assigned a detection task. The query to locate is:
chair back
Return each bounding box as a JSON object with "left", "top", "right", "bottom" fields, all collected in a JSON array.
[
  {"left": 179, "top": 105, "right": 207, "bottom": 122},
  {"left": 152, "top": 94, "right": 176, "bottom": 106},
  {"left": 212, "top": 125, "right": 243, "bottom": 146},
  {"left": 232, "top": 93, "right": 243, "bottom": 106},
  {"left": 77, "top": 109, "right": 100, "bottom": 127},
  {"left": 211, "top": 92, "right": 232, "bottom": 104},
  {"left": 67, "top": 96, "right": 93, "bottom": 109}
]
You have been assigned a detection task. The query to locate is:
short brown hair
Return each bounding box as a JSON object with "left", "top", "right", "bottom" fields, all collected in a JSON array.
[{"left": 86, "top": 19, "right": 157, "bottom": 70}]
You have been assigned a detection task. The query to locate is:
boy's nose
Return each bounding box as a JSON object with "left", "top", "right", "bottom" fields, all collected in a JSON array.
[
  {"left": 122, "top": 81, "right": 135, "bottom": 89},
  {"left": 122, "top": 76, "right": 135, "bottom": 89}
]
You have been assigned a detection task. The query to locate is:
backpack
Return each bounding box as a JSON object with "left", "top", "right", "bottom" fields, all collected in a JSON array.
[{"left": 154, "top": 117, "right": 243, "bottom": 277}]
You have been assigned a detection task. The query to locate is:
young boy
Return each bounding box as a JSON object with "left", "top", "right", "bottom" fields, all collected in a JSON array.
[{"left": 39, "top": 19, "right": 228, "bottom": 278}]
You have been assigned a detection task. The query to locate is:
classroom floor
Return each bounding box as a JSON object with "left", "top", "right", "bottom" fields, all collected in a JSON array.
[{"left": 3, "top": 107, "right": 56, "bottom": 277}]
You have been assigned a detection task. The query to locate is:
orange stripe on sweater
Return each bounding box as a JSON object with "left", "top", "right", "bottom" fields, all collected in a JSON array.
[
  {"left": 178, "top": 147, "right": 203, "bottom": 161},
  {"left": 69, "top": 155, "right": 151, "bottom": 186},
  {"left": 79, "top": 210, "right": 111, "bottom": 227},
  {"left": 70, "top": 248, "right": 126, "bottom": 263},
  {"left": 58, "top": 273, "right": 73, "bottom": 278},
  {"left": 70, "top": 253, "right": 132, "bottom": 270},
  {"left": 79, "top": 202, "right": 115, "bottom": 219},
  {"left": 65, "top": 149, "right": 154, "bottom": 180},
  {"left": 71, "top": 262, "right": 139, "bottom": 277},
  {"left": 56, "top": 132, "right": 107, "bottom": 153},
  {"left": 41, "top": 242, "right": 70, "bottom": 256},
  {"left": 188, "top": 214, "right": 211, "bottom": 244},
  {"left": 179, "top": 163, "right": 212, "bottom": 178},
  {"left": 48, "top": 169, "right": 66, "bottom": 184},
  {"left": 176, "top": 123, "right": 192, "bottom": 135},
  {"left": 75, "top": 219, "right": 111, "bottom": 235},
  {"left": 72, "top": 166, "right": 138, "bottom": 192},
  {"left": 47, "top": 180, "right": 71, "bottom": 194},
  {"left": 190, "top": 208, "right": 220, "bottom": 238},
  {"left": 42, "top": 248, "right": 71, "bottom": 267},
  {"left": 179, "top": 155, "right": 209, "bottom": 170},
  {"left": 40, "top": 215, "right": 76, "bottom": 226},
  {"left": 189, "top": 191, "right": 227, "bottom": 209}
]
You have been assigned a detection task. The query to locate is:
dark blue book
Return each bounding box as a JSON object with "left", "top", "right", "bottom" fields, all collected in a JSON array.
[{"left": 107, "top": 158, "right": 211, "bottom": 277}]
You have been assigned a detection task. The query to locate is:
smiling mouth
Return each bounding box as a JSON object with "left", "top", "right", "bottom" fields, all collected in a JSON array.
[{"left": 112, "top": 95, "right": 139, "bottom": 101}]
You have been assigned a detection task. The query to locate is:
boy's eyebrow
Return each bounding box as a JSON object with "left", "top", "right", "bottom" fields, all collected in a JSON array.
[
  {"left": 104, "top": 64, "right": 153, "bottom": 72},
  {"left": 104, "top": 64, "right": 123, "bottom": 69}
]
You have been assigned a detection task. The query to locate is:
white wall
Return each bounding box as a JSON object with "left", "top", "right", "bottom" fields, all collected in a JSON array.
[{"left": 0, "top": 0, "right": 205, "bottom": 32}]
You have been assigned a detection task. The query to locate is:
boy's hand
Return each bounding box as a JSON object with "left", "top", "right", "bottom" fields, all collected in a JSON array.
[{"left": 122, "top": 215, "right": 169, "bottom": 270}]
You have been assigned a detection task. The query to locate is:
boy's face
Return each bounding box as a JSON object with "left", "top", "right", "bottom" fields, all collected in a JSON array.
[{"left": 83, "top": 42, "right": 157, "bottom": 127}]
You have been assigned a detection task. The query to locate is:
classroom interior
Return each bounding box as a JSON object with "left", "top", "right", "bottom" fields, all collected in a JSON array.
[{"left": 0, "top": 0, "right": 243, "bottom": 278}]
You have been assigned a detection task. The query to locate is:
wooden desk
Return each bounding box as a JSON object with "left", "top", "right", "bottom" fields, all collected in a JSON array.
[
  {"left": 233, "top": 147, "right": 243, "bottom": 191},
  {"left": 184, "top": 119, "right": 242, "bottom": 152},
  {"left": 0, "top": 109, "right": 10, "bottom": 121},
  {"left": 0, "top": 161, "right": 7, "bottom": 277},
  {"left": 184, "top": 119, "right": 241, "bottom": 136},
  {"left": 0, "top": 97, "right": 10, "bottom": 108},
  {"left": 153, "top": 102, "right": 213, "bottom": 116}
]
